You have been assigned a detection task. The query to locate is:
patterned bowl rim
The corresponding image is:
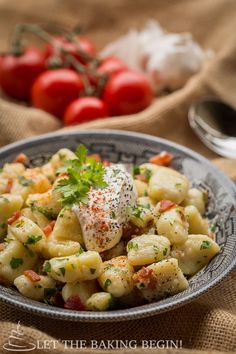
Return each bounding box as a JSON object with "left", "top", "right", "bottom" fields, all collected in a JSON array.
[{"left": 0, "top": 129, "right": 235, "bottom": 322}]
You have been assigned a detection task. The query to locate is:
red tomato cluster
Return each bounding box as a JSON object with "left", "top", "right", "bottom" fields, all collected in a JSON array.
[{"left": 0, "top": 30, "right": 154, "bottom": 126}]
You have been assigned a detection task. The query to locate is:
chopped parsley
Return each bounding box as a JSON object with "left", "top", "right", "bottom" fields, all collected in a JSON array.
[
  {"left": 75, "top": 247, "right": 84, "bottom": 256},
  {"left": 210, "top": 224, "right": 217, "bottom": 233},
  {"left": 200, "top": 240, "right": 211, "bottom": 250},
  {"left": 31, "top": 205, "right": 58, "bottom": 220},
  {"left": 10, "top": 257, "right": 23, "bottom": 269},
  {"left": 129, "top": 205, "right": 143, "bottom": 219},
  {"left": 153, "top": 245, "right": 159, "bottom": 253},
  {"left": 59, "top": 267, "right": 66, "bottom": 276},
  {"left": 90, "top": 268, "right": 96, "bottom": 275},
  {"left": 18, "top": 176, "right": 34, "bottom": 187},
  {"left": 143, "top": 169, "right": 152, "bottom": 181},
  {"left": 54, "top": 144, "right": 107, "bottom": 206},
  {"left": 0, "top": 196, "right": 9, "bottom": 203},
  {"left": 133, "top": 166, "right": 140, "bottom": 176},
  {"left": 104, "top": 279, "right": 112, "bottom": 289},
  {"left": 15, "top": 220, "right": 24, "bottom": 228},
  {"left": 175, "top": 183, "right": 182, "bottom": 189},
  {"left": 163, "top": 248, "right": 168, "bottom": 256},
  {"left": 43, "top": 261, "right": 51, "bottom": 273},
  {"left": 127, "top": 241, "right": 139, "bottom": 251},
  {"left": 25, "top": 235, "right": 42, "bottom": 245},
  {"left": 111, "top": 211, "right": 116, "bottom": 219}
]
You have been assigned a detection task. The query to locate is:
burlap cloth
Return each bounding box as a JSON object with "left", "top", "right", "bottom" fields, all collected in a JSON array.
[{"left": 0, "top": 0, "right": 236, "bottom": 353}]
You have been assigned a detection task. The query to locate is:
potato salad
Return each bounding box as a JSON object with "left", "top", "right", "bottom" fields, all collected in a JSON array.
[{"left": 0, "top": 146, "right": 220, "bottom": 311}]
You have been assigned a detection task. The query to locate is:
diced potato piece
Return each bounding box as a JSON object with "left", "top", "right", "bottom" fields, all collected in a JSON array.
[
  {"left": 134, "top": 180, "right": 148, "bottom": 198},
  {"left": 44, "top": 251, "right": 103, "bottom": 283},
  {"left": 14, "top": 274, "right": 56, "bottom": 301},
  {"left": 182, "top": 188, "right": 207, "bottom": 215},
  {"left": 8, "top": 216, "right": 46, "bottom": 253},
  {"left": 3, "top": 163, "right": 25, "bottom": 177},
  {"left": 127, "top": 234, "right": 170, "bottom": 266},
  {"left": 42, "top": 240, "right": 82, "bottom": 259},
  {"left": 133, "top": 258, "right": 188, "bottom": 301},
  {"left": 86, "top": 292, "right": 114, "bottom": 311},
  {"left": 129, "top": 205, "right": 154, "bottom": 228},
  {"left": 21, "top": 207, "right": 50, "bottom": 229},
  {"left": 26, "top": 189, "right": 62, "bottom": 215},
  {"left": 137, "top": 196, "right": 155, "bottom": 208},
  {"left": 171, "top": 234, "right": 220, "bottom": 275},
  {"left": 50, "top": 207, "right": 83, "bottom": 244},
  {"left": 139, "top": 163, "right": 159, "bottom": 176},
  {"left": 98, "top": 256, "right": 134, "bottom": 297},
  {"left": 155, "top": 204, "right": 188, "bottom": 245},
  {"left": 40, "top": 162, "right": 55, "bottom": 182},
  {"left": 101, "top": 240, "right": 125, "bottom": 261},
  {"left": 185, "top": 205, "right": 209, "bottom": 235},
  {"left": 11, "top": 168, "right": 51, "bottom": 201},
  {"left": 50, "top": 148, "right": 77, "bottom": 171},
  {"left": 62, "top": 280, "right": 98, "bottom": 310},
  {"left": 0, "top": 194, "right": 24, "bottom": 238},
  {"left": 0, "top": 240, "right": 37, "bottom": 285},
  {"left": 148, "top": 166, "right": 189, "bottom": 204}
]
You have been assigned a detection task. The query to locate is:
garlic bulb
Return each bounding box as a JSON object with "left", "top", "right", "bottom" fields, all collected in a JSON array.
[{"left": 100, "top": 20, "right": 212, "bottom": 92}]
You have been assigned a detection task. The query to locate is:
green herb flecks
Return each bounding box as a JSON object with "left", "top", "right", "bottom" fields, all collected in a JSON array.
[
  {"left": 200, "top": 240, "right": 211, "bottom": 250},
  {"left": 104, "top": 279, "right": 112, "bottom": 289},
  {"left": 10, "top": 257, "right": 23, "bottom": 269},
  {"left": 59, "top": 267, "right": 66, "bottom": 276},
  {"left": 54, "top": 144, "right": 108, "bottom": 206},
  {"left": 25, "top": 235, "right": 42, "bottom": 245},
  {"left": 43, "top": 261, "right": 51, "bottom": 273},
  {"left": 18, "top": 176, "right": 34, "bottom": 187},
  {"left": 31, "top": 204, "right": 58, "bottom": 220},
  {"left": 90, "top": 268, "right": 96, "bottom": 275},
  {"left": 127, "top": 241, "right": 139, "bottom": 252},
  {"left": 133, "top": 166, "right": 140, "bottom": 176}
]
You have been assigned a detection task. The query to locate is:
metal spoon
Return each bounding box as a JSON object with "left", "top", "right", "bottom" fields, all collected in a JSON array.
[{"left": 189, "top": 97, "right": 236, "bottom": 158}]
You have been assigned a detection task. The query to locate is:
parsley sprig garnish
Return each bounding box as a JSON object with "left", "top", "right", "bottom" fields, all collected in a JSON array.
[{"left": 54, "top": 145, "right": 108, "bottom": 206}]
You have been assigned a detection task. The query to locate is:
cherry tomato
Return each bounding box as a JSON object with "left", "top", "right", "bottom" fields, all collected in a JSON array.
[
  {"left": 97, "top": 56, "right": 128, "bottom": 77},
  {"left": 31, "top": 69, "right": 84, "bottom": 118},
  {"left": 103, "top": 70, "right": 153, "bottom": 116},
  {"left": 45, "top": 36, "right": 96, "bottom": 65},
  {"left": 64, "top": 97, "right": 109, "bottom": 125},
  {"left": 0, "top": 47, "right": 45, "bottom": 100}
]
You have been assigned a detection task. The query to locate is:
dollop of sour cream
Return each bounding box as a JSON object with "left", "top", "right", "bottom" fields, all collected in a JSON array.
[{"left": 73, "top": 164, "right": 136, "bottom": 252}]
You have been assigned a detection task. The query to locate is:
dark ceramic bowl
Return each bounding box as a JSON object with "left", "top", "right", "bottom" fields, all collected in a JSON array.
[{"left": 0, "top": 130, "right": 235, "bottom": 322}]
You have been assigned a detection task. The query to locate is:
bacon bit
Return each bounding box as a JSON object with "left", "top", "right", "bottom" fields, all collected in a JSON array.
[
  {"left": 24, "top": 270, "right": 41, "bottom": 282},
  {"left": 88, "top": 154, "right": 102, "bottom": 162},
  {"left": 7, "top": 210, "right": 21, "bottom": 225},
  {"left": 5, "top": 178, "right": 13, "bottom": 193},
  {"left": 0, "top": 243, "right": 5, "bottom": 252},
  {"left": 64, "top": 295, "right": 86, "bottom": 311},
  {"left": 135, "top": 174, "right": 148, "bottom": 183},
  {"left": 103, "top": 160, "right": 110, "bottom": 167},
  {"left": 13, "top": 153, "right": 27, "bottom": 164},
  {"left": 159, "top": 200, "right": 176, "bottom": 213},
  {"left": 133, "top": 267, "right": 158, "bottom": 290},
  {"left": 149, "top": 151, "right": 173, "bottom": 166},
  {"left": 43, "top": 220, "right": 56, "bottom": 237}
]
